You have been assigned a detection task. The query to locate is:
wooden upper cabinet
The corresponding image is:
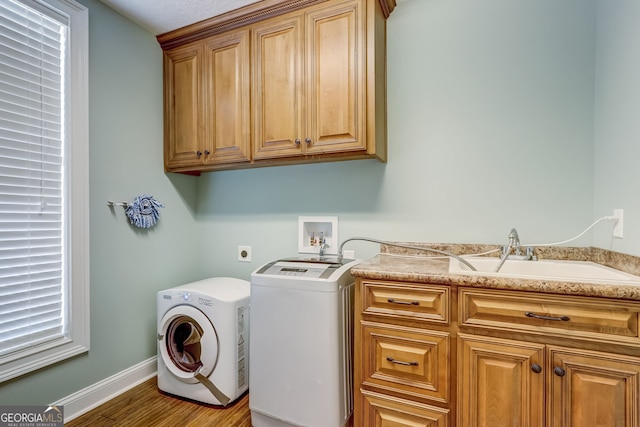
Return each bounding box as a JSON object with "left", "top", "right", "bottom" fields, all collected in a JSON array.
[
  {"left": 164, "top": 30, "right": 250, "bottom": 172},
  {"left": 252, "top": 15, "right": 304, "bottom": 159},
  {"left": 204, "top": 30, "right": 251, "bottom": 165},
  {"left": 252, "top": 0, "right": 365, "bottom": 160},
  {"left": 306, "top": 0, "right": 365, "bottom": 155},
  {"left": 160, "top": 0, "right": 392, "bottom": 173},
  {"left": 252, "top": 1, "right": 367, "bottom": 159},
  {"left": 163, "top": 44, "right": 204, "bottom": 168}
]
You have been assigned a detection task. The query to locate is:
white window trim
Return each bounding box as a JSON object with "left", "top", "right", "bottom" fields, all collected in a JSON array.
[{"left": 0, "top": 0, "right": 90, "bottom": 382}]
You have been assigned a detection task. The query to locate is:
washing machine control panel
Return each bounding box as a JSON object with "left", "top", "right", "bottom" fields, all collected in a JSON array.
[
  {"left": 257, "top": 260, "right": 344, "bottom": 279},
  {"left": 278, "top": 266, "right": 320, "bottom": 277}
]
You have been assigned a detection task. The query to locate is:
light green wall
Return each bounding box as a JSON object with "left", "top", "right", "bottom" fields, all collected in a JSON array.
[
  {"left": 195, "top": 0, "right": 598, "bottom": 280},
  {"left": 3, "top": 0, "right": 638, "bottom": 408},
  {"left": 1, "top": 0, "right": 204, "bottom": 405},
  {"left": 593, "top": 0, "right": 640, "bottom": 254}
]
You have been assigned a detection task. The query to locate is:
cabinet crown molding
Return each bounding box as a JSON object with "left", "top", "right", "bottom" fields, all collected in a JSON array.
[{"left": 157, "top": 0, "right": 395, "bottom": 50}]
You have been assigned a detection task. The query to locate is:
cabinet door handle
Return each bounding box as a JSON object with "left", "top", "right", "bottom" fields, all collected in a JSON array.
[
  {"left": 295, "top": 138, "right": 301, "bottom": 145},
  {"left": 305, "top": 137, "right": 311, "bottom": 144},
  {"left": 386, "top": 356, "right": 418, "bottom": 366},
  {"left": 387, "top": 298, "right": 420, "bottom": 306},
  {"left": 554, "top": 366, "right": 566, "bottom": 377},
  {"left": 196, "top": 150, "right": 202, "bottom": 157},
  {"left": 531, "top": 363, "right": 542, "bottom": 374},
  {"left": 204, "top": 150, "right": 210, "bottom": 155},
  {"left": 525, "top": 311, "right": 570, "bottom": 322}
]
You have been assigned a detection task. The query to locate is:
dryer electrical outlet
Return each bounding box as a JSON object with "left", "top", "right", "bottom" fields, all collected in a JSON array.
[{"left": 238, "top": 246, "right": 252, "bottom": 262}]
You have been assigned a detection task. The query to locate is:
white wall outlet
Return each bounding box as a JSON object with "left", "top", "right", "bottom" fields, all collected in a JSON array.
[
  {"left": 238, "top": 245, "right": 252, "bottom": 262},
  {"left": 343, "top": 249, "right": 356, "bottom": 259},
  {"left": 613, "top": 209, "right": 624, "bottom": 239}
]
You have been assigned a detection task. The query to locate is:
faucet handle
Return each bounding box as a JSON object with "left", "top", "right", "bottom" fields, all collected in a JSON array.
[
  {"left": 501, "top": 245, "right": 511, "bottom": 257},
  {"left": 525, "top": 246, "right": 537, "bottom": 260}
]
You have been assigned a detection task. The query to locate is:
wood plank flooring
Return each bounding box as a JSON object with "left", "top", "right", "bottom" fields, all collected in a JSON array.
[{"left": 65, "top": 377, "right": 251, "bottom": 427}]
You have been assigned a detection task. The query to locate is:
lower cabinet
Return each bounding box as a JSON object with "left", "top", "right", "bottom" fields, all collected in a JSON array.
[
  {"left": 354, "top": 279, "right": 454, "bottom": 425},
  {"left": 459, "top": 334, "right": 640, "bottom": 427},
  {"left": 354, "top": 279, "right": 640, "bottom": 427}
]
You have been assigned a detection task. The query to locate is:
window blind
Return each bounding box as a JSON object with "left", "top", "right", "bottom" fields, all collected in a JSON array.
[{"left": 0, "top": 0, "right": 67, "bottom": 356}]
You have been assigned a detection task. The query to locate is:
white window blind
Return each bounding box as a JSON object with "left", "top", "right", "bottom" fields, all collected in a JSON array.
[
  {"left": 0, "top": 0, "right": 89, "bottom": 382},
  {"left": 0, "top": 0, "right": 66, "bottom": 355}
]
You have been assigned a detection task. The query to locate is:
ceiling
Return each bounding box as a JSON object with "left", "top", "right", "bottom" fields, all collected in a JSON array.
[
  {"left": 98, "top": 0, "right": 261, "bottom": 35},
  {"left": 100, "top": 0, "right": 406, "bottom": 36}
]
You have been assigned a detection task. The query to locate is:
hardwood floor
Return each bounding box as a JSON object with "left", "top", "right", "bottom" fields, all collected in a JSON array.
[{"left": 66, "top": 377, "right": 251, "bottom": 427}]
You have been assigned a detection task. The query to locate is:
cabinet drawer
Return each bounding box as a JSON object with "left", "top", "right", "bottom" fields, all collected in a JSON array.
[
  {"left": 460, "top": 288, "right": 640, "bottom": 344},
  {"left": 360, "top": 390, "right": 450, "bottom": 427},
  {"left": 362, "top": 280, "right": 450, "bottom": 325},
  {"left": 361, "top": 321, "right": 450, "bottom": 403}
]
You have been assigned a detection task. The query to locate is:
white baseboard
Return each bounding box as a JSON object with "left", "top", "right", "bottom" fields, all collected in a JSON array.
[{"left": 55, "top": 356, "right": 157, "bottom": 423}]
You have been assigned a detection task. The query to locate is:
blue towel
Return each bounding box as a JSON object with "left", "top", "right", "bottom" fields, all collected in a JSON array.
[{"left": 125, "top": 195, "right": 164, "bottom": 228}]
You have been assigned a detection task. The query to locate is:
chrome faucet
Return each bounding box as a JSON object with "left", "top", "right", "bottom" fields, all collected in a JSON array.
[
  {"left": 319, "top": 237, "right": 327, "bottom": 257},
  {"left": 494, "top": 228, "right": 536, "bottom": 272},
  {"left": 507, "top": 228, "right": 521, "bottom": 257}
]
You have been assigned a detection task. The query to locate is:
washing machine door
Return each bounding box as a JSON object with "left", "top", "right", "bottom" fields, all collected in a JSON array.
[
  {"left": 158, "top": 304, "right": 231, "bottom": 405},
  {"left": 158, "top": 305, "right": 219, "bottom": 380}
]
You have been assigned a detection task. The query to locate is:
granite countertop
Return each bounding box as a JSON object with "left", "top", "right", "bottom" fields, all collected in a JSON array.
[{"left": 350, "top": 243, "right": 640, "bottom": 301}]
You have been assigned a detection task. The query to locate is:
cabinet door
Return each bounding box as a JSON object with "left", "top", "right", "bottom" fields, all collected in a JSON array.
[
  {"left": 204, "top": 30, "right": 251, "bottom": 165},
  {"left": 458, "top": 334, "right": 545, "bottom": 427},
  {"left": 549, "top": 346, "right": 640, "bottom": 427},
  {"left": 164, "top": 44, "right": 204, "bottom": 168},
  {"left": 306, "top": 0, "right": 365, "bottom": 154},
  {"left": 251, "top": 15, "right": 304, "bottom": 159}
]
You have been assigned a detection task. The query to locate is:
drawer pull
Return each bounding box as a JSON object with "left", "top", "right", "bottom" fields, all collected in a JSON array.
[
  {"left": 525, "top": 311, "right": 570, "bottom": 322},
  {"left": 387, "top": 298, "right": 420, "bottom": 306},
  {"left": 386, "top": 356, "right": 419, "bottom": 366},
  {"left": 531, "top": 363, "right": 542, "bottom": 374}
]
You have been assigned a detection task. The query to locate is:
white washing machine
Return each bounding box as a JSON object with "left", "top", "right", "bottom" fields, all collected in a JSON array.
[
  {"left": 157, "top": 277, "right": 249, "bottom": 406},
  {"left": 250, "top": 257, "right": 360, "bottom": 427}
]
